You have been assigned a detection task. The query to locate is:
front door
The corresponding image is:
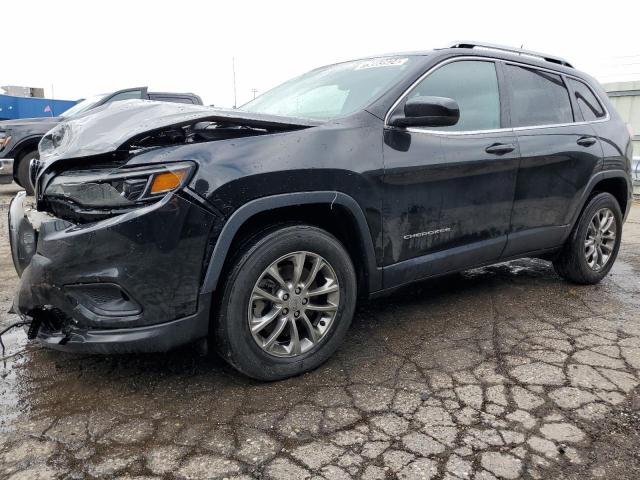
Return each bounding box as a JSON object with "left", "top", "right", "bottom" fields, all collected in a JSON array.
[{"left": 382, "top": 59, "right": 520, "bottom": 287}]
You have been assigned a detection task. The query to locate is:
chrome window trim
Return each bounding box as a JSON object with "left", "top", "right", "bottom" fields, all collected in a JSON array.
[
  {"left": 385, "top": 55, "right": 610, "bottom": 136},
  {"left": 405, "top": 126, "right": 512, "bottom": 136}
]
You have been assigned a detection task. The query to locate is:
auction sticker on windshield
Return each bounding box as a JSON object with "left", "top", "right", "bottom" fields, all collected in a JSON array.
[{"left": 355, "top": 58, "right": 408, "bottom": 70}]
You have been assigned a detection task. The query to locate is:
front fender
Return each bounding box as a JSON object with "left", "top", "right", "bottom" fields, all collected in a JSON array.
[{"left": 200, "top": 191, "right": 382, "bottom": 294}]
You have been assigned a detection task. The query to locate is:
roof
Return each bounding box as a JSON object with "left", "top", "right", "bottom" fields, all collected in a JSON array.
[
  {"left": 349, "top": 41, "right": 579, "bottom": 77},
  {"left": 444, "top": 41, "right": 573, "bottom": 68}
]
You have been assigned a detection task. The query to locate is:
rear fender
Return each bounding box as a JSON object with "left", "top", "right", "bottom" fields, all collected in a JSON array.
[{"left": 564, "top": 169, "right": 632, "bottom": 242}]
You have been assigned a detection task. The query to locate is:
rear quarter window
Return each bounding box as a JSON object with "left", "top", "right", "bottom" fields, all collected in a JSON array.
[{"left": 568, "top": 78, "right": 606, "bottom": 121}]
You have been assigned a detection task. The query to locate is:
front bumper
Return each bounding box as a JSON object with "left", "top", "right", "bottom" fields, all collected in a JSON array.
[
  {"left": 9, "top": 190, "right": 216, "bottom": 353},
  {"left": 0, "top": 158, "right": 14, "bottom": 183},
  {"left": 30, "top": 297, "right": 211, "bottom": 354}
]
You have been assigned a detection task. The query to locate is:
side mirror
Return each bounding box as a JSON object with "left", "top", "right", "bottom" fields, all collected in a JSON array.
[{"left": 389, "top": 96, "right": 460, "bottom": 128}]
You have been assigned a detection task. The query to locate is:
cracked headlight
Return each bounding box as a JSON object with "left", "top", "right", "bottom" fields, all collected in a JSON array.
[
  {"left": 44, "top": 162, "right": 195, "bottom": 209},
  {"left": 39, "top": 123, "right": 73, "bottom": 161}
]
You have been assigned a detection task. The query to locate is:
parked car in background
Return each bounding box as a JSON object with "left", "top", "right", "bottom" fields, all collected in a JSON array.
[
  {"left": 0, "top": 155, "right": 12, "bottom": 184},
  {"left": 0, "top": 87, "right": 203, "bottom": 192},
  {"left": 8, "top": 42, "right": 633, "bottom": 380},
  {"left": 633, "top": 156, "right": 640, "bottom": 194}
]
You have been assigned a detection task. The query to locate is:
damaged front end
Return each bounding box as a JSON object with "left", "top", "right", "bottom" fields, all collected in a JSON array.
[
  {"left": 9, "top": 175, "right": 215, "bottom": 353},
  {"left": 8, "top": 100, "right": 315, "bottom": 353}
]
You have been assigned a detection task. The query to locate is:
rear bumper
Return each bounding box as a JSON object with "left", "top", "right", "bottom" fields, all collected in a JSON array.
[
  {"left": 9, "top": 189, "right": 216, "bottom": 353},
  {"left": 0, "top": 158, "right": 14, "bottom": 183}
]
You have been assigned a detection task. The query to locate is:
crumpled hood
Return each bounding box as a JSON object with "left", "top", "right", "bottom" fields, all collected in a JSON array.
[{"left": 38, "top": 99, "right": 321, "bottom": 167}]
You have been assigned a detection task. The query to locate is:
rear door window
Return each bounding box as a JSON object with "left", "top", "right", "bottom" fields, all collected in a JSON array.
[
  {"left": 568, "top": 79, "right": 606, "bottom": 121},
  {"left": 505, "top": 65, "right": 573, "bottom": 127}
]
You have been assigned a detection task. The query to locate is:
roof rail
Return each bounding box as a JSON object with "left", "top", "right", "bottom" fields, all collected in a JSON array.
[{"left": 446, "top": 41, "right": 574, "bottom": 68}]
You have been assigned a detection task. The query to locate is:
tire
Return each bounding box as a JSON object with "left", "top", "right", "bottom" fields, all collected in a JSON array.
[
  {"left": 16, "top": 150, "right": 37, "bottom": 195},
  {"left": 214, "top": 225, "right": 357, "bottom": 380},
  {"left": 553, "top": 192, "right": 623, "bottom": 284}
]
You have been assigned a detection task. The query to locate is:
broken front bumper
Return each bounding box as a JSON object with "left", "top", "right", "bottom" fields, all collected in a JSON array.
[{"left": 8, "top": 190, "right": 216, "bottom": 353}]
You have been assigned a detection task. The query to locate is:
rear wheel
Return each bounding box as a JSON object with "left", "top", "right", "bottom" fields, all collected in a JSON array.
[
  {"left": 16, "top": 150, "right": 37, "bottom": 195},
  {"left": 214, "top": 225, "right": 357, "bottom": 380},
  {"left": 553, "top": 192, "right": 622, "bottom": 284}
]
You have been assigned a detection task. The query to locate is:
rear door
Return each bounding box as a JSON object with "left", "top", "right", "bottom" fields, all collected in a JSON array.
[
  {"left": 382, "top": 58, "right": 520, "bottom": 286},
  {"left": 502, "top": 63, "right": 603, "bottom": 257}
]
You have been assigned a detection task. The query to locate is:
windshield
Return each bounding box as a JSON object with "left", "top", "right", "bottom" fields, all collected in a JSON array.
[
  {"left": 60, "top": 94, "right": 108, "bottom": 118},
  {"left": 240, "top": 56, "right": 417, "bottom": 120}
]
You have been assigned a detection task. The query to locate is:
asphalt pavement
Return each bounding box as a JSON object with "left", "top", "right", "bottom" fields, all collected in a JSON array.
[{"left": 1, "top": 182, "right": 639, "bottom": 480}]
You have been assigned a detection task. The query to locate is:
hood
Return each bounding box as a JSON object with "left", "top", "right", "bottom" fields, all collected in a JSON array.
[
  {"left": 0, "top": 116, "right": 61, "bottom": 129},
  {"left": 38, "top": 100, "right": 320, "bottom": 167}
]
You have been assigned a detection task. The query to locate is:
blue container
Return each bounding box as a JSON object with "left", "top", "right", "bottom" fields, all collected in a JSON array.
[{"left": 0, "top": 94, "right": 77, "bottom": 120}]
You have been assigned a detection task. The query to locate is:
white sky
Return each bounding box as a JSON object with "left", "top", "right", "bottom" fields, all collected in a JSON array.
[{"left": 4, "top": 0, "right": 640, "bottom": 107}]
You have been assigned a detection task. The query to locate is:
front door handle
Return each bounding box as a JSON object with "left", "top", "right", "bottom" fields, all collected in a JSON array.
[
  {"left": 577, "top": 136, "right": 597, "bottom": 147},
  {"left": 485, "top": 143, "right": 515, "bottom": 155}
]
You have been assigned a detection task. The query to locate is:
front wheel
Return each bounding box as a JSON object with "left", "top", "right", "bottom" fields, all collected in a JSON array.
[
  {"left": 214, "top": 225, "right": 357, "bottom": 380},
  {"left": 553, "top": 192, "right": 623, "bottom": 284}
]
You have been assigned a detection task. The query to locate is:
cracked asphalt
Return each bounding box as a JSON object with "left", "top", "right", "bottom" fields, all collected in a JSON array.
[{"left": 1, "top": 182, "right": 639, "bottom": 480}]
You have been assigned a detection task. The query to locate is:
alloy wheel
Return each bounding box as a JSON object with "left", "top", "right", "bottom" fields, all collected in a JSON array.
[
  {"left": 248, "top": 251, "right": 340, "bottom": 357},
  {"left": 584, "top": 207, "right": 617, "bottom": 271}
]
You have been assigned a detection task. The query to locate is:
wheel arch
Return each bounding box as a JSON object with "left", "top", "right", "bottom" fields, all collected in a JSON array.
[
  {"left": 572, "top": 170, "right": 633, "bottom": 220},
  {"left": 10, "top": 136, "right": 41, "bottom": 183},
  {"left": 569, "top": 170, "right": 631, "bottom": 231},
  {"left": 200, "top": 191, "right": 382, "bottom": 296},
  {"left": 590, "top": 176, "right": 629, "bottom": 218}
]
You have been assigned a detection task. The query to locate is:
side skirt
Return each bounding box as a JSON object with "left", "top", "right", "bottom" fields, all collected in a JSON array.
[{"left": 371, "top": 244, "right": 562, "bottom": 300}]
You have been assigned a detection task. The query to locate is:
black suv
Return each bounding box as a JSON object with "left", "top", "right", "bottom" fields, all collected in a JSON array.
[
  {"left": 0, "top": 87, "right": 203, "bottom": 193},
  {"left": 8, "top": 42, "right": 633, "bottom": 380}
]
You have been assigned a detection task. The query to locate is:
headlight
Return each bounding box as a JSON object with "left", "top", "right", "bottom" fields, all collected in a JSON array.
[
  {"left": 0, "top": 131, "right": 11, "bottom": 151},
  {"left": 44, "top": 162, "right": 194, "bottom": 209},
  {"left": 39, "top": 123, "right": 72, "bottom": 160}
]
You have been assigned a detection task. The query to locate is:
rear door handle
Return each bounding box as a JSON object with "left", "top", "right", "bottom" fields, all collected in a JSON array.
[
  {"left": 485, "top": 143, "right": 515, "bottom": 155},
  {"left": 577, "top": 136, "right": 597, "bottom": 147}
]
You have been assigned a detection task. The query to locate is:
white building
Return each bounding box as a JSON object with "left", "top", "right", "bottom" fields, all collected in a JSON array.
[{"left": 605, "top": 81, "right": 639, "bottom": 192}]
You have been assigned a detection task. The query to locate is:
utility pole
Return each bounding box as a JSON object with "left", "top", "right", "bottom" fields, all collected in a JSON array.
[
  {"left": 232, "top": 57, "right": 237, "bottom": 109},
  {"left": 251, "top": 88, "right": 258, "bottom": 99}
]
